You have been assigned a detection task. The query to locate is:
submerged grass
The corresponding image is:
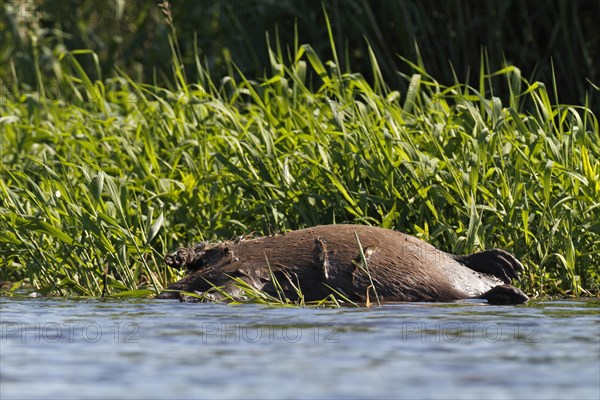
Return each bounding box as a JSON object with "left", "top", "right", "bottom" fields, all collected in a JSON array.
[{"left": 0, "top": 23, "right": 598, "bottom": 301}]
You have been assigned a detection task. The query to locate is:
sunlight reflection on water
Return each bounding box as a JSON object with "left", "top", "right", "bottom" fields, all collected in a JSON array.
[{"left": 1, "top": 298, "right": 598, "bottom": 400}]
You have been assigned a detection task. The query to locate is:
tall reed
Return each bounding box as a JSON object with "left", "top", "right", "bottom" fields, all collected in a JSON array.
[{"left": 1, "top": 18, "right": 598, "bottom": 299}]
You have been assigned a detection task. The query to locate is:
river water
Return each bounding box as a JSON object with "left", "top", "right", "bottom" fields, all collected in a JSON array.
[{"left": 1, "top": 297, "right": 598, "bottom": 400}]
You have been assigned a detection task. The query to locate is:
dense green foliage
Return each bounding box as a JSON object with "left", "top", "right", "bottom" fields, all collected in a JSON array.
[
  {"left": 0, "top": 2, "right": 599, "bottom": 300},
  {"left": 1, "top": 0, "right": 598, "bottom": 106}
]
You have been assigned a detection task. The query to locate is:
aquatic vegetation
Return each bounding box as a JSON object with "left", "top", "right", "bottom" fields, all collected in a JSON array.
[{"left": 0, "top": 14, "right": 598, "bottom": 300}]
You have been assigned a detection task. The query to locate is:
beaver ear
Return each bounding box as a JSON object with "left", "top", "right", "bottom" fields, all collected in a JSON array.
[{"left": 453, "top": 249, "right": 524, "bottom": 283}]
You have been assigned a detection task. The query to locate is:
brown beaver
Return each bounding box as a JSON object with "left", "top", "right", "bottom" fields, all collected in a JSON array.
[{"left": 157, "top": 224, "right": 529, "bottom": 305}]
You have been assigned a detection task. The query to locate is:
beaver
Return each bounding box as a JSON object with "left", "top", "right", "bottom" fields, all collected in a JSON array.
[{"left": 157, "top": 224, "right": 529, "bottom": 305}]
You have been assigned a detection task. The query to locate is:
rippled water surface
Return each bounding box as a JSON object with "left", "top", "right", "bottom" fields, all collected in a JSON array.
[{"left": 1, "top": 297, "right": 598, "bottom": 399}]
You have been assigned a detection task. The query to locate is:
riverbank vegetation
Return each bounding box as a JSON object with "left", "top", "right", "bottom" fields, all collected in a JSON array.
[{"left": 1, "top": 1, "right": 598, "bottom": 300}]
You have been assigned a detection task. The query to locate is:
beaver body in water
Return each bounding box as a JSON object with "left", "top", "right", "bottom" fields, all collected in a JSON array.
[{"left": 158, "top": 224, "right": 528, "bottom": 305}]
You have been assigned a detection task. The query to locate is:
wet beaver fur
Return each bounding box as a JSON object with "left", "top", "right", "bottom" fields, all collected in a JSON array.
[{"left": 158, "top": 224, "right": 529, "bottom": 305}]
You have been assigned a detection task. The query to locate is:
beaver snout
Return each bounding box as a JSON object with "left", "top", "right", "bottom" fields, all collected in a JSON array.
[
  {"left": 164, "top": 243, "right": 208, "bottom": 271},
  {"left": 164, "top": 248, "right": 189, "bottom": 269}
]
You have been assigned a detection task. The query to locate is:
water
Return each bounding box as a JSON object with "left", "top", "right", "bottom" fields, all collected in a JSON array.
[{"left": 1, "top": 297, "right": 598, "bottom": 400}]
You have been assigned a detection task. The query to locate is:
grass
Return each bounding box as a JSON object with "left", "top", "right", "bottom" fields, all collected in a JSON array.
[
  {"left": 2, "top": 1, "right": 595, "bottom": 108},
  {"left": 0, "top": 16, "right": 599, "bottom": 301},
  {"left": 168, "top": 273, "right": 356, "bottom": 308}
]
